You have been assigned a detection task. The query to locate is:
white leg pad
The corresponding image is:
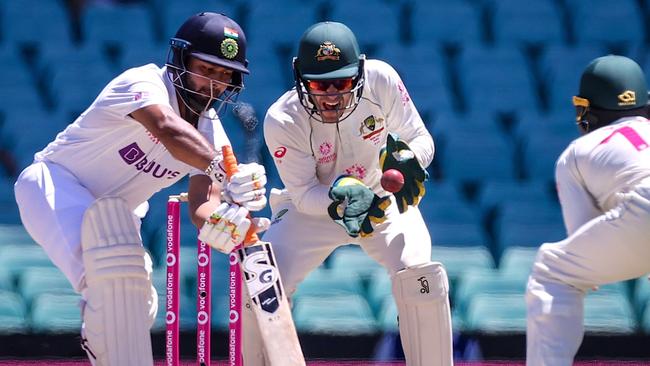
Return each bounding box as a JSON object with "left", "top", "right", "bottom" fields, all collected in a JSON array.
[
  {"left": 391, "top": 262, "right": 453, "bottom": 366},
  {"left": 81, "top": 197, "right": 155, "bottom": 366}
]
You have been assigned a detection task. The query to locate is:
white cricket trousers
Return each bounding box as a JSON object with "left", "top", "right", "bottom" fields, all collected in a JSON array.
[
  {"left": 263, "top": 189, "right": 433, "bottom": 296},
  {"left": 14, "top": 161, "right": 146, "bottom": 292},
  {"left": 526, "top": 187, "right": 650, "bottom": 366}
]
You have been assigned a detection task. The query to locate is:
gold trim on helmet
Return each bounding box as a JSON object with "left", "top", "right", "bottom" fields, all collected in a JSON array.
[{"left": 572, "top": 95, "right": 590, "bottom": 122}]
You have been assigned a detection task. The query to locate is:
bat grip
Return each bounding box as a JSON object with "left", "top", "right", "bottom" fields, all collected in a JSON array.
[{"left": 221, "top": 145, "right": 260, "bottom": 245}]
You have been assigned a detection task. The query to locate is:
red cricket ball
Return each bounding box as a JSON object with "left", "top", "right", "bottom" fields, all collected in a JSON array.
[{"left": 381, "top": 169, "right": 404, "bottom": 193}]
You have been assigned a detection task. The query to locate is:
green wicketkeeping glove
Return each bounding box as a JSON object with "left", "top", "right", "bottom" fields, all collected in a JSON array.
[
  {"left": 327, "top": 175, "right": 391, "bottom": 238},
  {"left": 379, "top": 133, "right": 428, "bottom": 214}
]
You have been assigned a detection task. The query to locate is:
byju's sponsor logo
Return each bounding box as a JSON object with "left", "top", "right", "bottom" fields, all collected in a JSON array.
[{"left": 118, "top": 142, "right": 181, "bottom": 179}]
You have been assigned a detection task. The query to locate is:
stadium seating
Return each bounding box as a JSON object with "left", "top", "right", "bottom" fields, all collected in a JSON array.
[
  {"left": 464, "top": 293, "right": 527, "bottom": 333},
  {"left": 293, "top": 294, "right": 378, "bottom": 335},
  {"left": 410, "top": 1, "right": 482, "bottom": 46},
  {"left": 1, "top": 0, "right": 649, "bottom": 342},
  {"left": 490, "top": 0, "right": 564, "bottom": 46},
  {"left": 0, "top": 290, "right": 28, "bottom": 333},
  {"left": 17, "top": 267, "right": 75, "bottom": 307},
  {"left": 30, "top": 293, "right": 82, "bottom": 333}
]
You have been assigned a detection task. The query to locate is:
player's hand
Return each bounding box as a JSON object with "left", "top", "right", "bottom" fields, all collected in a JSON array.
[
  {"left": 223, "top": 162, "right": 267, "bottom": 212},
  {"left": 379, "top": 133, "right": 427, "bottom": 214},
  {"left": 198, "top": 202, "right": 270, "bottom": 253},
  {"left": 327, "top": 175, "right": 391, "bottom": 238}
]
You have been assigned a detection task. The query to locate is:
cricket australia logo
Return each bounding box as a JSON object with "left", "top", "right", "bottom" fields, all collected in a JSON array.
[
  {"left": 316, "top": 41, "right": 341, "bottom": 61},
  {"left": 358, "top": 115, "right": 385, "bottom": 144}
]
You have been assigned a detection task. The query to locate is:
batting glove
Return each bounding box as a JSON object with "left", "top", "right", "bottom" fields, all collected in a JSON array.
[
  {"left": 327, "top": 175, "right": 391, "bottom": 238},
  {"left": 379, "top": 133, "right": 427, "bottom": 214},
  {"left": 223, "top": 162, "right": 267, "bottom": 212},
  {"left": 198, "top": 202, "right": 270, "bottom": 253}
]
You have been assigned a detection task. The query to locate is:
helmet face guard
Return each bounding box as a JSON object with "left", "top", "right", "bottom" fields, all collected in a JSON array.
[
  {"left": 293, "top": 55, "right": 365, "bottom": 123},
  {"left": 166, "top": 38, "right": 243, "bottom": 117}
]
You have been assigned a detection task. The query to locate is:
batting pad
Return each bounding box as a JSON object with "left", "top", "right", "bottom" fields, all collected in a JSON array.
[
  {"left": 392, "top": 262, "right": 453, "bottom": 366},
  {"left": 81, "top": 197, "right": 154, "bottom": 366}
]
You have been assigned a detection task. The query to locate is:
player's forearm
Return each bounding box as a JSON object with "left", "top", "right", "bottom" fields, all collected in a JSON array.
[
  {"left": 132, "top": 105, "right": 216, "bottom": 171},
  {"left": 407, "top": 134, "right": 435, "bottom": 168},
  {"left": 290, "top": 184, "right": 332, "bottom": 216},
  {"left": 156, "top": 120, "right": 216, "bottom": 171}
]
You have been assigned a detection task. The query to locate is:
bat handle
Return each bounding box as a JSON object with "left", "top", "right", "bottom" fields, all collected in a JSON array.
[{"left": 221, "top": 145, "right": 260, "bottom": 245}]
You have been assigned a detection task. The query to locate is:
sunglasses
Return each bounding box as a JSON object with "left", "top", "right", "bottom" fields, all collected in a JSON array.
[
  {"left": 572, "top": 95, "right": 590, "bottom": 122},
  {"left": 306, "top": 78, "right": 354, "bottom": 92}
]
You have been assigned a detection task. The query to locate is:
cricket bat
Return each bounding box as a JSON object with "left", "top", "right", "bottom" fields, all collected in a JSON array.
[{"left": 222, "top": 145, "right": 306, "bottom": 366}]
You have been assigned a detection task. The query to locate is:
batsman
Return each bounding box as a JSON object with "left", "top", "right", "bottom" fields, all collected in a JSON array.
[
  {"left": 14, "top": 13, "right": 269, "bottom": 365},
  {"left": 243, "top": 21, "right": 453, "bottom": 365}
]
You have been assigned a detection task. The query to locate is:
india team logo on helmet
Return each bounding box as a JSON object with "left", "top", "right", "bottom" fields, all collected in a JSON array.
[
  {"left": 316, "top": 41, "right": 341, "bottom": 61},
  {"left": 221, "top": 38, "right": 239, "bottom": 59}
]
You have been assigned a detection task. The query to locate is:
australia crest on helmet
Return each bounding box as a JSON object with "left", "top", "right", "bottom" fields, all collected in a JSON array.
[{"left": 316, "top": 41, "right": 341, "bottom": 61}]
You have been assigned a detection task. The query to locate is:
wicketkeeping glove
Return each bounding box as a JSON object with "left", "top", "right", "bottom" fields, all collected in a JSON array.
[
  {"left": 327, "top": 175, "right": 391, "bottom": 238},
  {"left": 198, "top": 202, "right": 270, "bottom": 254},
  {"left": 223, "top": 162, "right": 267, "bottom": 212},
  {"left": 379, "top": 133, "right": 427, "bottom": 214}
]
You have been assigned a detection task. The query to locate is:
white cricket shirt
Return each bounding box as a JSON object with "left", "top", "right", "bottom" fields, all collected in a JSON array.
[
  {"left": 34, "top": 64, "right": 230, "bottom": 209},
  {"left": 556, "top": 116, "right": 650, "bottom": 234},
  {"left": 264, "top": 59, "right": 434, "bottom": 216}
]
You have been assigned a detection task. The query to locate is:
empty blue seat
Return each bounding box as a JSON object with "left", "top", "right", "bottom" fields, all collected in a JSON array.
[
  {"left": 2, "top": 0, "right": 73, "bottom": 47},
  {"left": 158, "top": 0, "right": 239, "bottom": 41},
  {"left": 4, "top": 109, "right": 68, "bottom": 170},
  {"left": 440, "top": 129, "right": 516, "bottom": 182},
  {"left": 293, "top": 294, "right": 378, "bottom": 335},
  {"left": 328, "top": 1, "right": 400, "bottom": 50},
  {"left": 410, "top": 1, "right": 482, "bottom": 46},
  {"left": 81, "top": 3, "right": 156, "bottom": 48},
  {"left": 583, "top": 293, "right": 636, "bottom": 334},
  {"left": 457, "top": 45, "right": 538, "bottom": 115},
  {"left": 539, "top": 44, "right": 608, "bottom": 112},
  {"left": 494, "top": 200, "right": 565, "bottom": 256},
  {"left": 119, "top": 44, "right": 168, "bottom": 70},
  {"left": 30, "top": 293, "right": 82, "bottom": 332},
  {"left": 455, "top": 269, "right": 526, "bottom": 316},
  {"left": 375, "top": 42, "right": 454, "bottom": 114},
  {"left": 568, "top": 0, "right": 643, "bottom": 49},
  {"left": 432, "top": 246, "right": 496, "bottom": 294},
  {"left": 0, "top": 224, "right": 37, "bottom": 245},
  {"left": 327, "top": 245, "right": 382, "bottom": 279},
  {"left": 514, "top": 110, "right": 579, "bottom": 141},
  {"left": 293, "top": 267, "right": 365, "bottom": 299},
  {"left": 521, "top": 131, "right": 573, "bottom": 183},
  {"left": 491, "top": 0, "right": 564, "bottom": 46},
  {"left": 0, "top": 244, "right": 54, "bottom": 278},
  {"left": 498, "top": 246, "right": 539, "bottom": 279},
  {"left": 0, "top": 290, "right": 28, "bottom": 334},
  {"left": 366, "top": 269, "right": 392, "bottom": 316},
  {"left": 419, "top": 199, "right": 481, "bottom": 226},
  {"left": 245, "top": 2, "right": 318, "bottom": 48},
  {"left": 634, "top": 276, "right": 650, "bottom": 316},
  {"left": 429, "top": 222, "right": 488, "bottom": 247},
  {"left": 465, "top": 293, "right": 527, "bottom": 333},
  {"left": 17, "top": 267, "right": 75, "bottom": 306},
  {"left": 476, "top": 180, "right": 552, "bottom": 214}
]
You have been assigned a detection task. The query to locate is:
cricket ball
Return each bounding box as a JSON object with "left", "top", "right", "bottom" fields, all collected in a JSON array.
[{"left": 381, "top": 169, "right": 404, "bottom": 193}]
